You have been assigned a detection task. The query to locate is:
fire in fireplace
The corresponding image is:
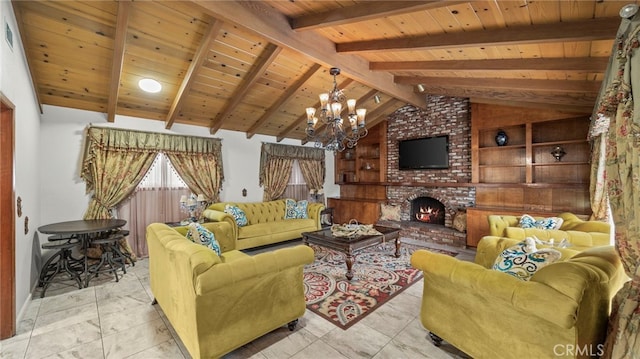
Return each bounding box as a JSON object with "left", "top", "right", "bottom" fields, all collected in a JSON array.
[{"left": 411, "top": 197, "right": 445, "bottom": 225}]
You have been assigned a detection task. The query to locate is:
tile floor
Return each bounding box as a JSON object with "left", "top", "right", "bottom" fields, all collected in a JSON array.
[{"left": 0, "top": 239, "right": 475, "bottom": 359}]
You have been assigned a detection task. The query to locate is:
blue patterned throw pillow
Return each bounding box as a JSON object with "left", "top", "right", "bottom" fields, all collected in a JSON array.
[
  {"left": 519, "top": 214, "right": 563, "bottom": 230},
  {"left": 186, "top": 223, "right": 221, "bottom": 256},
  {"left": 224, "top": 204, "right": 248, "bottom": 227},
  {"left": 492, "top": 237, "right": 561, "bottom": 281},
  {"left": 284, "top": 199, "right": 308, "bottom": 219}
]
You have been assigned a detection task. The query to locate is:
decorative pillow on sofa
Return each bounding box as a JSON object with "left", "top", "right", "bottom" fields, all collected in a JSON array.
[
  {"left": 379, "top": 204, "right": 401, "bottom": 221},
  {"left": 519, "top": 214, "right": 563, "bottom": 230},
  {"left": 186, "top": 223, "right": 221, "bottom": 256},
  {"left": 284, "top": 199, "right": 308, "bottom": 219},
  {"left": 492, "top": 237, "right": 561, "bottom": 281},
  {"left": 224, "top": 204, "right": 248, "bottom": 227}
]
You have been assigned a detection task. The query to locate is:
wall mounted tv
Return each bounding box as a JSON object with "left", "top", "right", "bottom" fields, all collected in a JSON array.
[{"left": 398, "top": 135, "right": 449, "bottom": 170}]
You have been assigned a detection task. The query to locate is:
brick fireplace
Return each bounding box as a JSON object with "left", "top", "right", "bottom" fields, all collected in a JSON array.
[{"left": 383, "top": 96, "right": 474, "bottom": 248}]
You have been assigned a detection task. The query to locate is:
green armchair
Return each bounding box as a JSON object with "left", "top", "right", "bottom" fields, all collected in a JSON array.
[
  {"left": 146, "top": 222, "right": 315, "bottom": 359},
  {"left": 410, "top": 236, "right": 627, "bottom": 359}
]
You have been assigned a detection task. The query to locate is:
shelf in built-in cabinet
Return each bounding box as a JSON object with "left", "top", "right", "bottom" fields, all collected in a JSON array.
[
  {"left": 478, "top": 144, "right": 526, "bottom": 150},
  {"left": 531, "top": 162, "right": 589, "bottom": 166},
  {"left": 478, "top": 164, "right": 526, "bottom": 168},
  {"left": 532, "top": 139, "right": 586, "bottom": 147}
]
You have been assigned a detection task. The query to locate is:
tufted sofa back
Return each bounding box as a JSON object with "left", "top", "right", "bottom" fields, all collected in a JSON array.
[
  {"left": 234, "top": 200, "right": 288, "bottom": 225},
  {"left": 208, "top": 199, "right": 293, "bottom": 225}
]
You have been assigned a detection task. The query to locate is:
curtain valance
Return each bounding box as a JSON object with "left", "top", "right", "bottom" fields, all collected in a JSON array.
[
  {"left": 81, "top": 126, "right": 224, "bottom": 194},
  {"left": 259, "top": 143, "right": 325, "bottom": 186},
  {"left": 82, "top": 126, "right": 222, "bottom": 153}
]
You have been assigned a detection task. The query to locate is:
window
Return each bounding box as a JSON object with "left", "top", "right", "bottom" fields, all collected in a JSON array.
[
  {"left": 118, "top": 153, "right": 190, "bottom": 258},
  {"left": 138, "top": 153, "right": 187, "bottom": 189},
  {"left": 279, "top": 160, "right": 308, "bottom": 201}
]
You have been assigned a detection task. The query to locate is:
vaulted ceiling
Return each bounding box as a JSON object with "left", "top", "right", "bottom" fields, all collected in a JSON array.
[{"left": 12, "top": 1, "right": 631, "bottom": 143}]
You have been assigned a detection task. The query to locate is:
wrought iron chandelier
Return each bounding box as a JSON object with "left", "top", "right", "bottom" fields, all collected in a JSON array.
[{"left": 305, "top": 67, "right": 367, "bottom": 152}]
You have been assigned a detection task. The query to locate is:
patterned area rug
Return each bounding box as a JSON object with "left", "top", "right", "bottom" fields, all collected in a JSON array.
[{"left": 303, "top": 241, "right": 457, "bottom": 330}]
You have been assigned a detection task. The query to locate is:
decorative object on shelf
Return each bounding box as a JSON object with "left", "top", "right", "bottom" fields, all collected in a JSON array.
[
  {"left": 24, "top": 216, "right": 29, "bottom": 235},
  {"left": 495, "top": 129, "right": 508, "bottom": 146},
  {"left": 242, "top": 188, "right": 247, "bottom": 197},
  {"left": 179, "top": 193, "right": 207, "bottom": 224},
  {"left": 344, "top": 149, "right": 354, "bottom": 160},
  {"left": 305, "top": 67, "right": 367, "bottom": 152},
  {"left": 550, "top": 146, "right": 567, "bottom": 161},
  {"left": 16, "top": 196, "right": 22, "bottom": 217}
]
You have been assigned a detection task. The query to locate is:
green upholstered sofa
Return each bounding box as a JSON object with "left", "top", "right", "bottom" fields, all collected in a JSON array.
[
  {"left": 202, "top": 199, "right": 324, "bottom": 250},
  {"left": 488, "top": 212, "right": 611, "bottom": 251},
  {"left": 146, "top": 222, "right": 315, "bottom": 359},
  {"left": 410, "top": 236, "right": 627, "bottom": 359}
]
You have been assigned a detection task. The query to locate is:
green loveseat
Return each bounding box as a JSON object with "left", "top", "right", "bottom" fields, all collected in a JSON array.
[
  {"left": 488, "top": 212, "right": 611, "bottom": 251},
  {"left": 203, "top": 199, "right": 324, "bottom": 250},
  {"left": 146, "top": 222, "right": 315, "bottom": 359},
  {"left": 410, "top": 236, "right": 627, "bottom": 359}
]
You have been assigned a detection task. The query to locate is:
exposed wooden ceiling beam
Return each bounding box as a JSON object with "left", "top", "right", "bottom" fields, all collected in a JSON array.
[
  {"left": 470, "top": 97, "right": 592, "bottom": 115},
  {"left": 106, "top": 1, "right": 131, "bottom": 123},
  {"left": 209, "top": 43, "right": 282, "bottom": 134},
  {"left": 364, "top": 99, "right": 401, "bottom": 129},
  {"left": 277, "top": 78, "right": 354, "bottom": 142},
  {"left": 165, "top": 19, "right": 223, "bottom": 129},
  {"left": 246, "top": 63, "right": 322, "bottom": 139},
  {"left": 290, "top": 1, "right": 464, "bottom": 31},
  {"left": 337, "top": 17, "right": 620, "bottom": 53},
  {"left": 371, "top": 57, "right": 610, "bottom": 72},
  {"left": 419, "top": 87, "right": 597, "bottom": 113},
  {"left": 396, "top": 76, "right": 602, "bottom": 93},
  {"left": 192, "top": 0, "right": 425, "bottom": 108}
]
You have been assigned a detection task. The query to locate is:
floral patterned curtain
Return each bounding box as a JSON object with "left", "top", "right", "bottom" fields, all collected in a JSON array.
[
  {"left": 261, "top": 157, "right": 293, "bottom": 201},
  {"left": 259, "top": 143, "right": 325, "bottom": 201},
  {"left": 81, "top": 127, "right": 159, "bottom": 219},
  {"left": 298, "top": 159, "right": 325, "bottom": 193},
  {"left": 589, "top": 7, "right": 640, "bottom": 358},
  {"left": 162, "top": 137, "right": 224, "bottom": 203}
]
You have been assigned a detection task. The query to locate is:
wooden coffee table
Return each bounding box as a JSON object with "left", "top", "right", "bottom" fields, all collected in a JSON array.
[{"left": 302, "top": 225, "right": 401, "bottom": 280}]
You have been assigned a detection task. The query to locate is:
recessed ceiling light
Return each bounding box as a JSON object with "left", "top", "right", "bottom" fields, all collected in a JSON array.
[{"left": 138, "top": 78, "right": 162, "bottom": 93}]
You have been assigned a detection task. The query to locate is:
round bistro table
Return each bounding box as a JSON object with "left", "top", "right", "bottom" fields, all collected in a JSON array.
[{"left": 38, "top": 219, "right": 127, "bottom": 288}]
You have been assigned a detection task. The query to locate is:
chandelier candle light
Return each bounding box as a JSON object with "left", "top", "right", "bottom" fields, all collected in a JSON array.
[
  {"left": 305, "top": 67, "right": 367, "bottom": 152},
  {"left": 179, "top": 193, "right": 207, "bottom": 224}
]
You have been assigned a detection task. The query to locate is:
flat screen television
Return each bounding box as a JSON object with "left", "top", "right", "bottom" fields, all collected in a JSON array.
[{"left": 398, "top": 135, "right": 449, "bottom": 170}]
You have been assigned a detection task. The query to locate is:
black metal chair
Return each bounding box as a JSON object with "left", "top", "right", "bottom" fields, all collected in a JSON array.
[
  {"left": 38, "top": 234, "right": 83, "bottom": 298},
  {"left": 84, "top": 229, "right": 132, "bottom": 287}
]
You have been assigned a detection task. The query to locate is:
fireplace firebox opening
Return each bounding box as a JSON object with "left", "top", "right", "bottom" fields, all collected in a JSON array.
[{"left": 411, "top": 197, "right": 445, "bottom": 225}]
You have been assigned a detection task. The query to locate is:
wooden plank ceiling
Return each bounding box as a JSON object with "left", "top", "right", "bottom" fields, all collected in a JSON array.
[{"left": 12, "top": 0, "right": 633, "bottom": 142}]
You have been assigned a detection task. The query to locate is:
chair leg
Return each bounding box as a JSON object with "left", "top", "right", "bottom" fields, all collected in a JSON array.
[
  {"left": 429, "top": 332, "right": 443, "bottom": 347},
  {"left": 287, "top": 319, "right": 298, "bottom": 331}
]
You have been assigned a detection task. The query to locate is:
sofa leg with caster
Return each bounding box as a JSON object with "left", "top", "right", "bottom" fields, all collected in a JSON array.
[
  {"left": 287, "top": 319, "right": 299, "bottom": 331},
  {"left": 429, "top": 332, "right": 443, "bottom": 347}
]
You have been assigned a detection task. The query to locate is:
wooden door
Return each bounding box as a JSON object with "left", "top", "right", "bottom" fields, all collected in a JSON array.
[{"left": 0, "top": 94, "right": 15, "bottom": 339}]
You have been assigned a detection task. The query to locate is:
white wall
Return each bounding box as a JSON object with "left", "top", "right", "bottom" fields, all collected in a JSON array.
[
  {"left": 1, "top": 2, "right": 43, "bottom": 323},
  {"left": 39, "top": 105, "right": 339, "bottom": 227}
]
